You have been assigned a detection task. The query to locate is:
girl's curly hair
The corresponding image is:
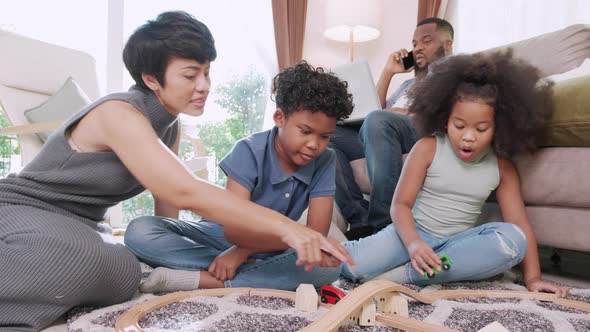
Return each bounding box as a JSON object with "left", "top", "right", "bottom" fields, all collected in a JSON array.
[
  {"left": 271, "top": 61, "right": 354, "bottom": 121},
  {"left": 409, "top": 50, "right": 554, "bottom": 158}
]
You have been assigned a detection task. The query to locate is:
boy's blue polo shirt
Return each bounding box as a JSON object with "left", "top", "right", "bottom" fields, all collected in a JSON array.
[{"left": 219, "top": 127, "right": 336, "bottom": 222}]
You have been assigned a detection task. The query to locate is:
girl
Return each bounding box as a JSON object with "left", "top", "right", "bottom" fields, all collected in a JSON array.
[
  {"left": 341, "top": 50, "right": 567, "bottom": 297},
  {"left": 0, "top": 11, "right": 351, "bottom": 331}
]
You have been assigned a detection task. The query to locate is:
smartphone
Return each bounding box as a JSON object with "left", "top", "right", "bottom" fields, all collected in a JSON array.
[{"left": 402, "top": 51, "right": 415, "bottom": 70}]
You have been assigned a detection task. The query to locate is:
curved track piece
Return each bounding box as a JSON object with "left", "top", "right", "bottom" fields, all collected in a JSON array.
[
  {"left": 115, "top": 288, "right": 289, "bottom": 332},
  {"left": 425, "top": 289, "right": 590, "bottom": 312}
]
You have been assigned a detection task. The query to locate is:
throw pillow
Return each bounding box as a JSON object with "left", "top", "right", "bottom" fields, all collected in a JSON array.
[
  {"left": 542, "top": 75, "right": 590, "bottom": 147},
  {"left": 24, "top": 77, "right": 90, "bottom": 142}
]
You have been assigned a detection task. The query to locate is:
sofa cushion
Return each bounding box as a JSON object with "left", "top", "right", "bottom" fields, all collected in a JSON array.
[
  {"left": 24, "top": 77, "right": 90, "bottom": 142},
  {"left": 514, "top": 147, "right": 590, "bottom": 208},
  {"left": 542, "top": 75, "right": 590, "bottom": 147}
]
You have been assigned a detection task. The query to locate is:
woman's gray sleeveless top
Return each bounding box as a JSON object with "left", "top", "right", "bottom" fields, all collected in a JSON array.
[{"left": 0, "top": 86, "right": 179, "bottom": 224}]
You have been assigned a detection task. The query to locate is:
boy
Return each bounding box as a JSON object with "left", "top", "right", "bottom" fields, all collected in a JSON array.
[{"left": 125, "top": 61, "right": 354, "bottom": 291}]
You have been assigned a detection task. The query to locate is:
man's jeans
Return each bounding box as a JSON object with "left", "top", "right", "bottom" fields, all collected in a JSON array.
[
  {"left": 341, "top": 222, "right": 527, "bottom": 285},
  {"left": 330, "top": 124, "right": 368, "bottom": 229},
  {"left": 359, "top": 111, "right": 417, "bottom": 231},
  {"left": 124, "top": 216, "right": 341, "bottom": 290}
]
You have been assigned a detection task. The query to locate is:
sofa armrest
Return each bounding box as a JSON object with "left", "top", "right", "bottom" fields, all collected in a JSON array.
[
  {"left": 0, "top": 119, "right": 63, "bottom": 136},
  {"left": 486, "top": 24, "right": 590, "bottom": 77}
]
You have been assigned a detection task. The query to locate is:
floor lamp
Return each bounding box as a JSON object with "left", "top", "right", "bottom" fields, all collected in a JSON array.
[{"left": 323, "top": 0, "right": 382, "bottom": 63}]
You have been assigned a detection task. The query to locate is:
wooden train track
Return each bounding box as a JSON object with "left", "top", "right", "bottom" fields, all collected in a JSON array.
[
  {"left": 115, "top": 280, "right": 590, "bottom": 332},
  {"left": 115, "top": 287, "right": 302, "bottom": 332}
]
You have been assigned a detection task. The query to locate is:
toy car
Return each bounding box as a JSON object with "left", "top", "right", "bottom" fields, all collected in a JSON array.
[
  {"left": 319, "top": 285, "right": 346, "bottom": 304},
  {"left": 424, "top": 252, "right": 453, "bottom": 279}
]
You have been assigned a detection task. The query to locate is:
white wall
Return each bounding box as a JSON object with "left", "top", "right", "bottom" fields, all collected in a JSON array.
[{"left": 303, "top": 0, "right": 418, "bottom": 99}]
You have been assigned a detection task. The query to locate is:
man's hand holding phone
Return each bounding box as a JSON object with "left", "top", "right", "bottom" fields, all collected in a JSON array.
[
  {"left": 402, "top": 51, "right": 415, "bottom": 70},
  {"left": 385, "top": 49, "right": 415, "bottom": 75}
]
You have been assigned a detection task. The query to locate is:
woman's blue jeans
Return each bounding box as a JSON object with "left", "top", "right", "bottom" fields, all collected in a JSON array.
[
  {"left": 341, "top": 222, "right": 527, "bottom": 285},
  {"left": 124, "top": 216, "right": 341, "bottom": 291}
]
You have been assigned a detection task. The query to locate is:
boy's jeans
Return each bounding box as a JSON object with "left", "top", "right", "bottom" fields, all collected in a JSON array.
[
  {"left": 342, "top": 222, "right": 527, "bottom": 285},
  {"left": 124, "top": 216, "right": 341, "bottom": 290}
]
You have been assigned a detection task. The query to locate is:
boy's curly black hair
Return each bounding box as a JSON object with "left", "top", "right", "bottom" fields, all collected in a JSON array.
[
  {"left": 271, "top": 61, "right": 354, "bottom": 121},
  {"left": 409, "top": 50, "right": 555, "bottom": 158}
]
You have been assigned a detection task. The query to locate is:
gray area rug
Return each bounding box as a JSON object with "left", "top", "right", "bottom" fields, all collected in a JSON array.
[{"left": 67, "top": 265, "right": 590, "bottom": 331}]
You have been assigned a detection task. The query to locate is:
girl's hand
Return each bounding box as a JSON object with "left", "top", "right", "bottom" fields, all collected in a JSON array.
[
  {"left": 526, "top": 277, "right": 569, "bottom": 298},
  {"left": 208, "top": 246, "right": 250, "bottom": 281},
  {"left": 280, "top": 222, "right": 354, "bottom": 271},
  {"left": 407, "top": 239, "right": 441, "bottom": 277}
]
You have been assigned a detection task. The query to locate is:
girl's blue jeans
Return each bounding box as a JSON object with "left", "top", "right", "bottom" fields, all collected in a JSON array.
[
  {"left": 341, "top": 222, "right": 528, "bottom": 285},
  {"left": 124, "top": 216, "right": 341, "bottom": 291}
]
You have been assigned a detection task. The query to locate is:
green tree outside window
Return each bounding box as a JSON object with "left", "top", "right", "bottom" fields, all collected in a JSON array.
[{"left": 122, "top": 69, "right": 267, "bottom": 224}]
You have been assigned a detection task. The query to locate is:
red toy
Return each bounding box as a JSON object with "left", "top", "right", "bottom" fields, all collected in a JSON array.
[{"left": 319, "top": 285, "right": 346, "bottom": 304}]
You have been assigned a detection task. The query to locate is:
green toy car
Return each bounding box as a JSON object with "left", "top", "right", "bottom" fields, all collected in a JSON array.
[{"left": 424, "top": 253, "right": 453, "bottom": 279}]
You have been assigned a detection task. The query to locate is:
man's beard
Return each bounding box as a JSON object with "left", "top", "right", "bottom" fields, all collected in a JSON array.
[{"left": 415, "top": 45, "right": 446, "bottom": 75}]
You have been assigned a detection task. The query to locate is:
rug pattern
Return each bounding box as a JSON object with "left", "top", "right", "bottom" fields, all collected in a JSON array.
[{"left": 67, "top": 268, "right": 590, "bottom": 332}]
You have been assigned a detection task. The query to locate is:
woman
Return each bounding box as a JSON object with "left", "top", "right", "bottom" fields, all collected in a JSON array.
[{"left": 0, "top": 11, "right": 351, "bottom": 331}]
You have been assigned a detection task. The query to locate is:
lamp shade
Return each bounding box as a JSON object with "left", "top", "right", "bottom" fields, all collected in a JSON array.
[{"left": 323, "top": 0, "right": 382, "bottom": 43}]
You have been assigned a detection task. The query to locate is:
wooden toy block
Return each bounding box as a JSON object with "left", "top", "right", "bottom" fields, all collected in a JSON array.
[
  {"left": 359, "top": 300, "right": 376, "bottom": 326},
  {"left": 377, "top": 291, "right": 409, "bottom": 317},
  {"left": 347, "top": 308, "right": 361, "bottom": 326},
  {"left": 295, "top": 284, "right": 318, "bottom": 312}
]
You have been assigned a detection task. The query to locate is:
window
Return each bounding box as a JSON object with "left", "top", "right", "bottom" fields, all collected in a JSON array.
[{"left": 0, "top": 106, "right": 21, "bottom": 177}]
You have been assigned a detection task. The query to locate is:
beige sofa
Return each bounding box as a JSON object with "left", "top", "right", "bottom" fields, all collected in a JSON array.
[
  {"left": 322, "top": 24, "right": 590, "bottom": 252},
  {"left": 482, "top": 74, "right": 590, "bottom": 253}
]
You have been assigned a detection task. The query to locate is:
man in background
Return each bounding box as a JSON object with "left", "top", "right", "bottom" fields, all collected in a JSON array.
[{"left": 331, "top": 18, "right": 454, "bottom": 240}]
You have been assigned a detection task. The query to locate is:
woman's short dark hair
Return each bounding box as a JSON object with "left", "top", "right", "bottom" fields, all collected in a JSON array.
[
  {"left": 409, "top": 50, "right": 554, "bottom": 158},
  {"left": 271, "top": 61, "right": 354, "bottom": 121},
  {"left": 123, "top": 11, "right": 217, "bottom": 90}
]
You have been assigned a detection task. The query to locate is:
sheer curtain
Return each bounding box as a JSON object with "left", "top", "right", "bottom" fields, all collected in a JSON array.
[
  {"left": 418, "top": 0, "right": 445, "bottom": 22},
  {"left": 271, "top": 0, "right": 308, "bottom": 71},
  {"left": 263, "top": 0, "right": 308, "bottom": 128}
]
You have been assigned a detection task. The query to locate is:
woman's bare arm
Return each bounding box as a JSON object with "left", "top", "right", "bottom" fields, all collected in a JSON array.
[
  {"left": 71, "top": 101, "right": 353, "bottom": 268},
  {"left": 391, "top": 137, "right": 440, "bottom": 275},
  {"left": 153, "top": 128, "right": 181, "bottom": 218}
]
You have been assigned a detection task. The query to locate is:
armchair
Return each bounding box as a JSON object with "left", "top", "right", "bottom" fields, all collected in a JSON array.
[{"left": 0, "top": 30, "right": 100, "bottom": 165}]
